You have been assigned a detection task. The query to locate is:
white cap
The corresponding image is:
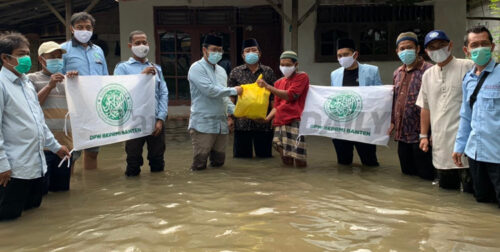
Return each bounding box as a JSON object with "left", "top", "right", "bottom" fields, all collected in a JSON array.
[{"left": 38, "top": 41, "right": 66, "bottom": 56}]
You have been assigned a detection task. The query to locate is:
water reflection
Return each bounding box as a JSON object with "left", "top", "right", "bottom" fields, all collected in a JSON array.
[{"left": 1, "top": 119, "right": 499, "bottom": 251}]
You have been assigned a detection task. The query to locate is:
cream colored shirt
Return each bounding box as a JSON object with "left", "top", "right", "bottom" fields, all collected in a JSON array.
[
  {"left": 416, "top": 57, "right": 474, "bottom": 170},
  {"left": 27, "top": 71, "right": 73, "bottom": 150}
]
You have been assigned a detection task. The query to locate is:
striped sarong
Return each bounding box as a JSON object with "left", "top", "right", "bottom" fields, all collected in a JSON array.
[{"left": 273, "top": 121, "right": 306, "bottom": 161}]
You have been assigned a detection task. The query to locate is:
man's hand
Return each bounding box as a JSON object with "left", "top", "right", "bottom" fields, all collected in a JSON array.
[
  {"left": 66, "top": 71, "right": 79, "bottom": 78},
  {"left": 141, "top": 66, "right": 156, "bottom": 75},
  {"left": 235, "top": 86, "right": 243, "bottom": 96},
  {"left": 257, "top": 79, "right": 269, "bottom": 88},
  {"left": 419, "top": 138, "right": 429, "bottom": 152},
  {"left": 0, "top": 170, "right": 11, "bottom": 187},
  {"left": 49, "top": 73, "right": 65, "bottom": 88},
  {"left": 152, "top": 120, "right": 164, "bottom": 137},
  {"left": 56, "top": 145, "right": 71, "bottom": 159},
  {"left": 387, "top": 123, "right": 394, "bottom": 136},
  {"left": 228, "top": 116, "right": 235, "bottom": 133},
  {"left": 452, "top": 152, "right": 464, "bottom": 167}
]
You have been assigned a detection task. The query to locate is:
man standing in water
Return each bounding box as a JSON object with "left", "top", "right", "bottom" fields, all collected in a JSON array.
[
  {"left": 61, "top": 12, "right": 108, "bottom": 170},
  {"left": 257, "top": 51, "right": 309, "bottom": 167},
  {"left": 416, "top": 30, "right": 474, "bottom": 192},
  {"left": 0, "top": 32, "right": 70, "bottom": 220},
  {"left": 330, "top": 38, "right": 383, "bottom": 167},
  {"left": 28, "top": 42, "right": 79, "bottom": 193},
  {"left": 187, "top": 34, "right": 242, "bottom": 171},
  {"left": 114, "top": 30, "right": 169, "bottom": 177},
  {"left": 389, "top": 32, "right": 435, "bottom": 180},
  {"left": 453, "top": 26, "right": 500, "bottom": 206},
  {"left": 228, "top": 38, "right": 277, "bottom": 158}
]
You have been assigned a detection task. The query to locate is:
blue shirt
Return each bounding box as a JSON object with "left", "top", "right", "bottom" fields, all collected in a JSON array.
[
  {"left": 454, "top": 59, "right": 500, "bottom": 164},
  {"left": 0, "top": 67, "right": 61, "bottom": 179},
  {"left": 113, "top": 57, "right": 169, "bottom": 121},
  {"left": 330, "top": 62, "right": 383, "bottom": 86},
  {"left": 61, "top": 39, "right": 109, "bottom": 76},
  {"left": 187, "top": 58, "right": 236, "bottom": 134}
]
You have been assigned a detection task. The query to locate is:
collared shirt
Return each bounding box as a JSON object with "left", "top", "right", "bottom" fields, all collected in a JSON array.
[
  {"left": 61, "top": 38, "right": 109, "bottom": 76},
  {"left": 113, "top": 57, "right": 169, "bottom": 121},
  {"left": 228, "top": 64, "right": 277, "bottom": 131},
  {"left": 454, "top": 59, "right": 500, "bottom": 164},
  {"left": 0, "top": 67, "right": 61, "bottom": 179},
  {"left": 416, "top": 57, "right": 474, "bottom": 169},
  {"left": 188, "top": 58, "right": 236, "bottom": 134},
  {"left": 273, "top": 72, "right": 310, "bottom": 127},
  {"left": 27, "top": 71, "right": 73, "bottom": 149},
  {"left": 392, "top": 57, "right": 433, "bottom": 143}
]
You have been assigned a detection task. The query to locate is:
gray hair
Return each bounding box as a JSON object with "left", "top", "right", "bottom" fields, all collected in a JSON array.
[
  {"left": 70, "top": 12, "right": 96, "bottom": 27},
  {"left": 128, "top": 30, "right": 147, "bottom": 43}
]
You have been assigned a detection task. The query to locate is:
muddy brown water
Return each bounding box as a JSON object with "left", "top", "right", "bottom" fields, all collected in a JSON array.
[{"left": 1, "top": 120, "right": 499, "bottom": 252}]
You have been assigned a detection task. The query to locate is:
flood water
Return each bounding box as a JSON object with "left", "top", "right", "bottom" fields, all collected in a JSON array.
[{"left": 1, "top": 119, "right": 499, "bottom": 252}]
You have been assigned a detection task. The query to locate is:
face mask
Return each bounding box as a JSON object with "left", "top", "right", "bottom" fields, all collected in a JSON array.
[
  {"left": 244, "top": 52, "right": 259, "bottom": 65},
  {"left": 73, "top": 29, "right": 93, "bottom": 44},
  {"left": 45, "top": 58, "right": 63, "bottom": 73},
  {"left": 207, "top": 52, "right": 223, "bottom": 65},
  {"left": 398, "top": 49, "right": 416, "bottom": 65},
  {"left": 132, "top": 45, "right": 149, "bottom": 58},
  {"left": 338, "top": 54, "right": 356, "bottom": 68},
  {"left": 427, "top": 46, "right": 450, "bottom": 63},
  {"left": 8, "top": 55, "right": 32, "bottom": 74},
  {"left": 280, "top": 65, "right": 296, "bottom": 78},
  {"left": 470, "top": 47, "right": 492, "bottom": 66}
]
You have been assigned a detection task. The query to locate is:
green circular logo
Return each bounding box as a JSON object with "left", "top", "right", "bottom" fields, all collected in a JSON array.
[
  {"left": 324, "top": 91, "right": 363, "bottom": 122},
  {"left": 96, "top": 83, "right": 133, "bottom": 126}
]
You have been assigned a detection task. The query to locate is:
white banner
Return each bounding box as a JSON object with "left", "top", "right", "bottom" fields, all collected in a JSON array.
[
  {"left": 299, "top": 85, "right": 393, "bottom": 146},
  {"left": 65, "top": 74, "right": 156, "bottom": 150}
]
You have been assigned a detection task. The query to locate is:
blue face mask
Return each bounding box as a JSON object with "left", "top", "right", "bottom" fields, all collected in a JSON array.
[
  {"left": 470, "top": 47, "right": 492, "bottom": 66},
  {"left": 207, "top": 52, "right": 223, "bottom": 65},
  {"left": 398, "top": 49, "right": 416, "bottom": 65},
  {"left": 244, "top": 52, "right": 259, "bottom": 65},
  {"left": 45, "top": 58, "right": 64, "bottom": 73}
]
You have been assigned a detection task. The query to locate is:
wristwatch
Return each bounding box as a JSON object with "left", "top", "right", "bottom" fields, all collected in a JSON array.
[{"left": 419, "top": 134, "right": 428, "bottom": 140}]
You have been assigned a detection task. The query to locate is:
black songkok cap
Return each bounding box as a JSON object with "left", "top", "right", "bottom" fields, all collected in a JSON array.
[
  {"left": 203, "top": 34, "right": 223, "bottom": 47},
  {"left": 242, "top": 38, "right": 259, "bottom": 49},
  {"left": 336, "top": 38, "right": 356, "bottom": 51}
]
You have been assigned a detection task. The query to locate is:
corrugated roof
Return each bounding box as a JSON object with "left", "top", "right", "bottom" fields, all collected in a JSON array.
[{"left": 0, "top": 0, "right": 117, "bottom": 31}]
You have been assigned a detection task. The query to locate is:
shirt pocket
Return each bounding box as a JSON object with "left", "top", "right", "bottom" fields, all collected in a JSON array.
[
  {"left": 481, "top": 91, "right": 500, "bottom": 111},
  {"left": 65, "top": 55, "right": 87, "bottom": 72}
]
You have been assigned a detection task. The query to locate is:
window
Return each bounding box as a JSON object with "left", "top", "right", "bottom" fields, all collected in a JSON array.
[
  {"left": 158, "top": 30, "right": 192, "bottom": 102},
  {"left": 315, "top": 5, "right": 434, "bottom": 62},
  {"left": 155, "top": 6, "right": 282, "bottom": 104}
]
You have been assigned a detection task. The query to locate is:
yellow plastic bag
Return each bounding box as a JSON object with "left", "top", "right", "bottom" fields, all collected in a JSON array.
[{"left": 233, "top": 74, "right": 271, "bottom": 120}]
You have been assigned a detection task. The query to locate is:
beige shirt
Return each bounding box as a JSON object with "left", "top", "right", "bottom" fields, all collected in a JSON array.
[
  {"left": 27, "top": 71, "right": 73, "bottom": 149},
  {"left": 416, "top": 57, "right": 474, "bottom": 169}
]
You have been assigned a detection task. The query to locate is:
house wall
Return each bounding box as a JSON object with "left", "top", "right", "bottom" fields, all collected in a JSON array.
[
  {"left": 467, "top": 0, "right": 500, "bottom": 60},
  {"left": 119, "top": 0, "right": 468, "bottom": 86}
]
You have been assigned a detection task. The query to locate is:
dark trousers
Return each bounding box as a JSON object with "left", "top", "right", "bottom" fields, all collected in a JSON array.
[
  {"left": 0, "top": 177, "right": 44, "bottom": 221},
  {"left": 43, "top": 151, "right": 71, "bottom": 194},
  {"left": 437, "top": 168, "right": 473, "bottom": 193},
  {"left": 332, "top": 139, "right": 379, "bottom": 166},
  {"left": 233, "top": 130, "right": 273, "bottom": 158},
  {"left": 397, "top": 141, "right": 435, "bottom": 180},
  {"left": 469, "top": 158, "right": 500, "bottom": 205},
  {"left": 125, "top": 129, "right": 165, "bottom": 176}
]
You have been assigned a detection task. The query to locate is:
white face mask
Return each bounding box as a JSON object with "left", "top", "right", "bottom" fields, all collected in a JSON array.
[
  {"left": 73, "top": 29, "right": 93, "bottom": 44},
  {"left": 427, "top": 46, "right": 451, "bottom": 63},
  {"left": 280, "top": 65, "right": 296, "bottom": 78},
  {"left": 132, "top": 45, "right": 149, "bottom": 58},
  {"left": 338, "top": 54, "right": 356, "bottom": 68}
]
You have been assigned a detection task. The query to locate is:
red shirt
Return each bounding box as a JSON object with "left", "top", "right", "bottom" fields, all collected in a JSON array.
[{"left": 273, "top": 72, "right": 310, "bottom": 126}]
